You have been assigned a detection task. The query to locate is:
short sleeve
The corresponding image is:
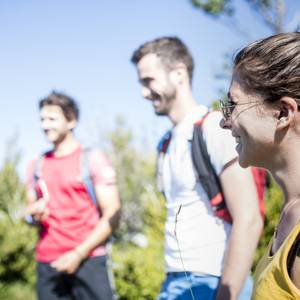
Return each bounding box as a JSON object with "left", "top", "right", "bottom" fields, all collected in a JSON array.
[
  {"left": 88, "top": 150, "right": 117, "bottom": 186},
  {"left": 202, "top": 111, "right": 237, "bottom": 175}
]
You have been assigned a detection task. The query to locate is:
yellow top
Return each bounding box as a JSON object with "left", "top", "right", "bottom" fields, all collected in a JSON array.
[{"left": 252, "top": 222, "right": 300, "bottom": 300}]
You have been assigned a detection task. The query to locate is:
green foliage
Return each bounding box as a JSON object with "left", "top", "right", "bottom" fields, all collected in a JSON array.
[
  {"left": 211, "top": 99, "right": 221, "bottom": 110},
  {"left": 113, "top": 195, "right": 165, "bottom": 300},
  {"left": 0, "top": 282, "right": 35, "bottom": 300},
  {"left": 190, "top": 0, "right": 287, "bottom": 33},
  {"left": 0, "top": 153, "right": 37, "bottom": 299},
  {"left": 107, "top": 117, "right": 166, "bottom": 299},
  {"left": 254, "top": 176, "right": 282, "bottom": 268},
  {"left": 191, "top": 0, "right": 233, "bottom": 16},
  {"left": 107, "top": 117, "right": 158, "bottom": 238},
  {"left": 0, "top": 219, "right": 36, "bottom": 284}
]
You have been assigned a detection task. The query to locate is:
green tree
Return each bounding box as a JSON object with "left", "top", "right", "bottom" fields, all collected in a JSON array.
[
  {"left": 106, "top": 116, "right": 160, "bottom": 238},
  {"left": 0, "top": 150, "right": 37, "bottom": 300},
  {"left": 190, "top": 0, "right": 300, "bottom": 100},
  {"left": 104, "top": 117, "right": 166, "bottom": 299},
  {"left": 190, "top": 0, "right": 296, "bottom": 34}
]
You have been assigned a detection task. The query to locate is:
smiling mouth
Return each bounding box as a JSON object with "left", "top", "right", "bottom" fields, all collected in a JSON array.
[
  {"left": 152, "top": 99, "right": 161, "bottom": 106},
  {"left": 44, "top": 130, "right": 55, "bottom": 136}
]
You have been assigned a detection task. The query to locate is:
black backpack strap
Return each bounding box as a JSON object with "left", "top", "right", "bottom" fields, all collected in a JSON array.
[{"left": 191, "top": 113, "right": 231, "bottom": 222}]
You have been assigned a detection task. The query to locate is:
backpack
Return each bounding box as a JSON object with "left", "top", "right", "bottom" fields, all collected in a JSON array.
[
  {"left": 157, "top": 112, "right": 266, "bottom": 223},
  {"left": 33, "top": 147, "right": 97, "bottom": 205}
]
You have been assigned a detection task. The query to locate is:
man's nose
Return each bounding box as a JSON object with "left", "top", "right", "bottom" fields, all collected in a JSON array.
[
  {"left": 141, "top": 86, "right": 151, "bottom": 100},
  {"left": 219, "top": 117, "right": 232, "bottom": 130},
  {"left": 41, "top": 120, "right": 50, "bottom": 130}
]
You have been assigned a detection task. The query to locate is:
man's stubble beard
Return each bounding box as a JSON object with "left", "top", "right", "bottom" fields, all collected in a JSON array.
[{"left": 155, "top": 88, "right": 177, "bottom": 116}]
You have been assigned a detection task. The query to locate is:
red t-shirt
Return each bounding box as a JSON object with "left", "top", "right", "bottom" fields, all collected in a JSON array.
[{"left": 26, "top": 146, "right": 116, "bottom": 263}]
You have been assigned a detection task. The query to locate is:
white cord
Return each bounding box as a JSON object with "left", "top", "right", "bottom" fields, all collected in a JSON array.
[{"left": 174, "top": 204, "right": 196, "bottom": 300}]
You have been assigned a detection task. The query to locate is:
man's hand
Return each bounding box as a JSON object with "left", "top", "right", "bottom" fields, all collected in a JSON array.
[
  {"left": 25, "top": 198, "right": 49, "bottom": 222},
  {"left": 51, "top": 250, "right": 83, "bottom": 274}
]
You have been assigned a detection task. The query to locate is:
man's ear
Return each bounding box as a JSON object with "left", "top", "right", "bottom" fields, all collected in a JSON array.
[
  {"left": 169, "top": 63, "right": 188, "bottom": 85},
  {"left": 67, "top": 119, "right": 77, "bottom": 131},
  {"left": 276, "top": 96, "right": 298, "bottom": 129}
]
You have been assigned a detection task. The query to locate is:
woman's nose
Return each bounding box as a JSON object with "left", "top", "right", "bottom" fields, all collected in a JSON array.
[{"left": 219, "top": 117, "right": 232, "bottom": 130}]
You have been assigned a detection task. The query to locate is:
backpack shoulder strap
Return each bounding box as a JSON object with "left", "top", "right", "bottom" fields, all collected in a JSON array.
[
  {"left": 156, "top": 130, "right": 172, "bottom": 194},
  {"left": 27, "top": 151, "right": 49, "bottom": 225},
  {"left": 192, "top": 111, "right": 266, "bottom": 222},
  {"left": 33, "top": 151, "right": 51, "bottom": 182},
  {"left": 157, "top": 130, "right": 172, "bottom": 154},
  {"left": 191, "top": 111, "right": 231, "bottom": 223},
  {"left": 81, "top": 148, "right": 98, "bottom": 206}
]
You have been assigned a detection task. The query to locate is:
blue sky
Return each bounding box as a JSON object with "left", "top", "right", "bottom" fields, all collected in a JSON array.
[{"left": 0, "top": 0, "right": 299, "bottom": 177}]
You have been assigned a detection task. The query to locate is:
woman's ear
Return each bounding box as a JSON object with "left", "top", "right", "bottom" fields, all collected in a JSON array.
[{"left": 276, "top": 96, "right": 298, "bottom": 129}]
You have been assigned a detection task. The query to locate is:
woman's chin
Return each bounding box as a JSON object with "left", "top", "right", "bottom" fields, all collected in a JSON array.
[{"left": 238, "top": 155, "right": 249, "bottom": 168}]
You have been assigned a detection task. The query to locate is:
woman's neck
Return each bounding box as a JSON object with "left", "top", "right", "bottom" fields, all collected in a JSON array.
[{"left": 270, "top": 141, "right": 300, "bottom": 204}]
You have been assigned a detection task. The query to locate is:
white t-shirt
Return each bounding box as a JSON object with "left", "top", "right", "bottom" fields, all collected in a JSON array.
[{"left": 162, "top": 105, "right": 237, "bottom": 276}]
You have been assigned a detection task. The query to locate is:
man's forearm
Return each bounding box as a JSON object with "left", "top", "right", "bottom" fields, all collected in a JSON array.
[{"left": 74, "top": 210, "right": 120, "bottom": 259}]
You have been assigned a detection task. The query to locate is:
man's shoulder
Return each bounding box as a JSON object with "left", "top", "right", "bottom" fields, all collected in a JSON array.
[
  {"left": 157, "top": 130, "right": 172, "bottom": 152},
  {"left": 201, "top": 110, "right": 231, "bottom": 138},
  {"left": 201, "top": 110, "right": 222, "bottom": 126},
  {"left": 27, "top": 151, "right": 50, "bottom": 168},
  {"left": 83, "top": 147, "right": 114, "bottom": 173},
  {"left": 82, "top": 147, "right": 107, "bottom": 160}
]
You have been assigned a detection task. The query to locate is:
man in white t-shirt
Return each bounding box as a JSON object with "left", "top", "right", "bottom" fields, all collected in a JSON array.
[{"left": 131, "top": 37, "right": 263, "bottom": 300}]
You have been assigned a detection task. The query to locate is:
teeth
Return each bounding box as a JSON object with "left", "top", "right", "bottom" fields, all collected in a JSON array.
[{"left": 235, "top": 137, "right": 241, "bottom": 144}]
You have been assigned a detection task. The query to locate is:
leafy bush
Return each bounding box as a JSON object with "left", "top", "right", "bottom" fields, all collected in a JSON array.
[
  {"left": 0, "top": 154, "right": 37, "bottom": 300},
  {"left": 113, "top": 194, "right": 165, "bottom": 300},
  {"left": 107, "top": 117, "right": 159, "bottom": 239},
  {"left": 107, "top": 119, "right": 166, "bottom": 299}
]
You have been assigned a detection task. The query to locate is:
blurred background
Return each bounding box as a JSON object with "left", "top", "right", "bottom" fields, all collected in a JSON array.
[{"left": 0, "top": 1, "right": 299, "bottom": 299}]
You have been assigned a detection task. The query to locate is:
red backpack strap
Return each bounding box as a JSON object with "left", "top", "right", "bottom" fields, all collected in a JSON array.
[{"left": 194, "top": 111, "right": 211, "bottom": 126}]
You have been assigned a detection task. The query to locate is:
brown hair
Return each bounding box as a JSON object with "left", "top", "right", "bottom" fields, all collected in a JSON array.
[
  {"left": 131, "top": 36, "right": 194, "bottom": 82},
  {"left": 39, "top": 91, "right": 79, "bottom": 121},
  {"left": 233, "top": 32, "right": 300, "bottom": 103}
]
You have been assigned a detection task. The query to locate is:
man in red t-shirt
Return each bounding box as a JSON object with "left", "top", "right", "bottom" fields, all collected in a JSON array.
[{"left": 25, "top": 91, "right": 121, "bottom": 300}]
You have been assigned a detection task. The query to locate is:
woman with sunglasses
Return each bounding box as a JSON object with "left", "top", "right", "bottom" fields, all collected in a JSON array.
[{"left": 220, "top": 32, "right": 300, "bottom": 299}]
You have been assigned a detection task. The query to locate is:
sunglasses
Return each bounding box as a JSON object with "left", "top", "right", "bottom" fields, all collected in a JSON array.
[{"left": 219, "top": 99, "right": 261, "bottom": 120}]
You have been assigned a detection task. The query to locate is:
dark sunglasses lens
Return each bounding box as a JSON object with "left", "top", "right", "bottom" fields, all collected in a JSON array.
[{"left": 220, "top": 100, "right": 230, "bottom": 119}]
